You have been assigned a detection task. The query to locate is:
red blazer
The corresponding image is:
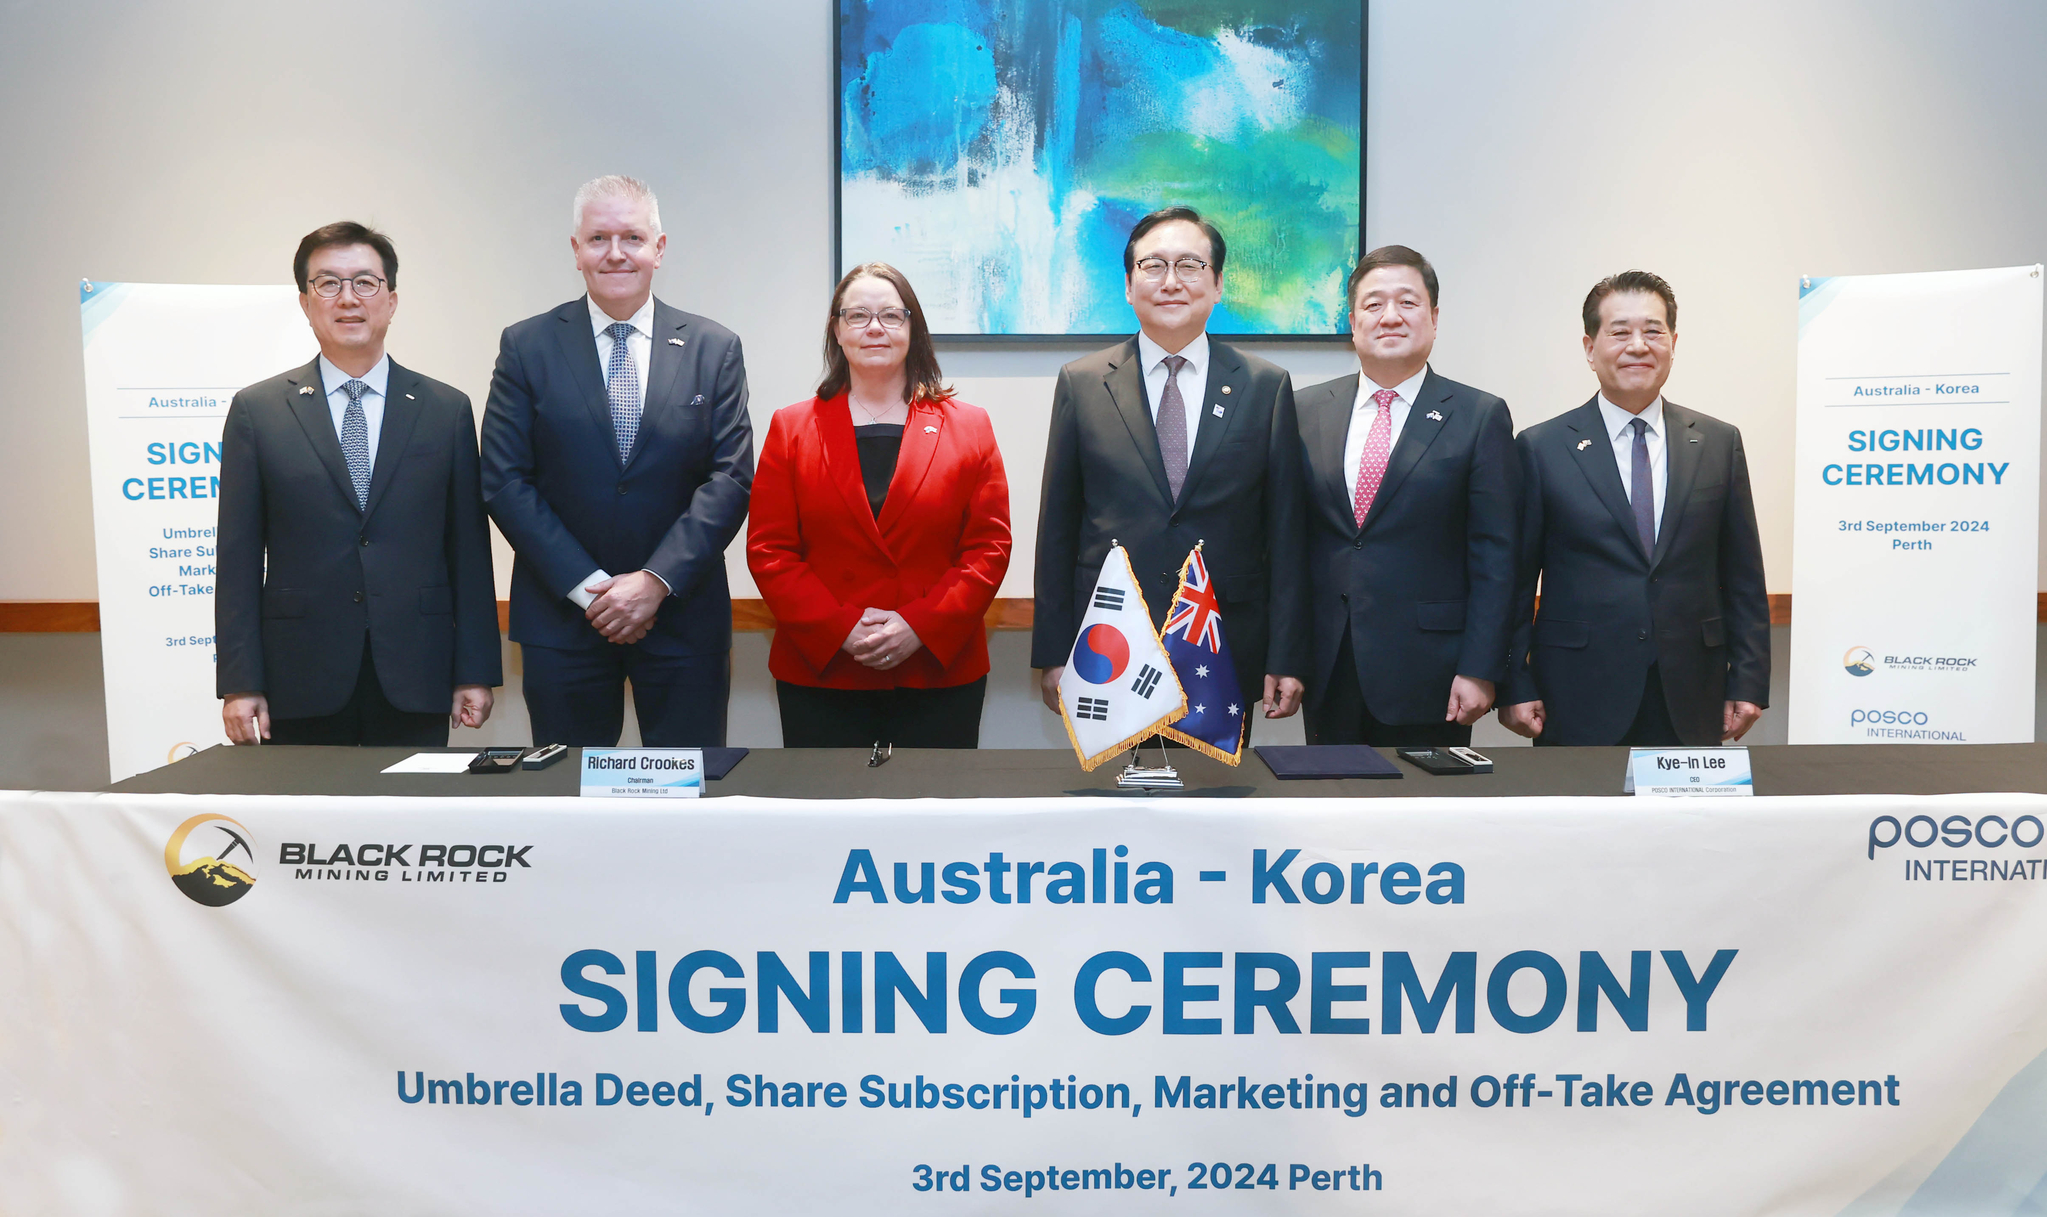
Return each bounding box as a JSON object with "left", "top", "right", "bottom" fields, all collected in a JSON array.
[{"left": 747, "top": 394, "right": 1011, "bottom": 689}]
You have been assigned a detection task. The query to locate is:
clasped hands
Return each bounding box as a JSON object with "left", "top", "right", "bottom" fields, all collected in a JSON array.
[
  {"left": 583, "top": 570, "right": 667, "bottom": 645},
  {"left": 843, "top": 608, "right": 923, "bottom": 670}
]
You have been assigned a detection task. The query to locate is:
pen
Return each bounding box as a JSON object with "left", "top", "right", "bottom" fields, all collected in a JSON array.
[{"left": 251, "top": 715, "right": 262, "bottom": 746}]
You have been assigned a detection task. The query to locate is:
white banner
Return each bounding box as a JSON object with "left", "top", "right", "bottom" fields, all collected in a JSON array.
[
  {"left": 79, "top": 283, "right": 314, "bottom": 779},
  {"left": 1788, "top": 266, "right": 2044, "bottom": 745},
  {"left": 5, "top": 790, "right": 2047, "bottom": 1214}
]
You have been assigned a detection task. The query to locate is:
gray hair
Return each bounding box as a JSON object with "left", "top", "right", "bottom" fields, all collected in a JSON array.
[{"left": 572, "top": 175, "right": 662, "bottom": 235}]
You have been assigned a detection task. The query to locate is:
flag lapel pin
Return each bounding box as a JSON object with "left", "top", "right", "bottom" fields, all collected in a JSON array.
[
  {"left": 298, "top": 385, "right": 314, "bottom": 395},
  {"left": 1577, "top": 438, "right": 1593, "bottom": 450},
  {"left": 1211, "top": 404, "right": 1224, "bottom": 417},
  {"left": 1427, "top": 410, "right": 1443, "bottom": 421},
  {"left": 668, "top": 338, "right": 685, "bottom": 347}
]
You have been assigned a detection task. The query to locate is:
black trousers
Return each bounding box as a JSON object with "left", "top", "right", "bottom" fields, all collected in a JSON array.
[
  {"left": 268, "top": 637, "right": 447, "bottom": 747},
  {"left": 776, "top": 678, "right": 986, "bottom": 749},
  {"left": 1304, "top": 625, "right": 1472, "bottom": 748},
  {"left": 1536, "top": 663, "right": 1684, "bottom": 747},
  {"left": 522, "top": 643, "right": 729, "bottom": 747}
]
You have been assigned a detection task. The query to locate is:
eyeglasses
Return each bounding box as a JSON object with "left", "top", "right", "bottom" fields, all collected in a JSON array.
[
  {"left": 309, "top": 273, "right": 388, "bottom": 299},
  {"left": 1133, "top": 256, "right": 1212, "bottom": 283},
  {"left": 837, "top": 307, "right": 912, "bottom": 330}
]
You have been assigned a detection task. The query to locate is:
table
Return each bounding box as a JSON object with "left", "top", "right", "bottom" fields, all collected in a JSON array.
[{"left": 104, "top": 741, "right": 2047, "bottom": 799}]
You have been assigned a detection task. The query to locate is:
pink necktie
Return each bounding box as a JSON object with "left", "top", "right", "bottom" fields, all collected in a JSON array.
[{"left": 1352, "top": 389, "right": 1397, "bottom": 526}]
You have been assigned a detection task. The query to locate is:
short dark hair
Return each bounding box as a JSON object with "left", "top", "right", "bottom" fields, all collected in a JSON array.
[
  {"left": 1582, "top": 270, "right": 1676, "bottom": 336},
  {"left": 294, "top": 221, "right": 398, "bottom": 294},
  {"left": 816, "top": 262, "right": 955, "bottom": 406},
  {"left": 1122, "top": 206, "right": 1227, "bottom": 277},
  {"left": 1346, "top": 244, "right": 1439, "bottom": 312}
]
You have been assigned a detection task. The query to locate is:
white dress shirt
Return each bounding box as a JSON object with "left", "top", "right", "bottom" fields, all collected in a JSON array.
[
  {"left": 1597, "top": 394, "right": 1668, "bottom": 541},
  {"left": 317, "top": 354, "right": 389, "bottom": 465},
  {"left": 1343, "top": 365, "right": 1429, "bottom": 494},
  {"left": 1136, "top": 330, "right": 1210, "bottom": 448},
  {"left": 588, "top": 294, "right": 655, "bottom": 414},
  {"left": 570, "top": 294, "right": 667, "bottom": 607}
]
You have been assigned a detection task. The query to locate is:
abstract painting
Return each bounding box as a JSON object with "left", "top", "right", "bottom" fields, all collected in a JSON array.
[{"left": 837, "top": 1, "right": 1364, "bottom": 337}]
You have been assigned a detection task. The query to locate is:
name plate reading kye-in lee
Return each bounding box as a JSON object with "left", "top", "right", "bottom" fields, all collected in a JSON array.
[
  {"left": 579, "top": 748, "right": 702, "bottom": 798},
  {"left": 1626, "top": 746, "right": 1754, "bottom": 797}
]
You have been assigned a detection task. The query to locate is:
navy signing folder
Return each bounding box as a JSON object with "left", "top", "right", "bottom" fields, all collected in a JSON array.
[{"left": 1253, "top": 745, "right": 1403, "bottom": 780}]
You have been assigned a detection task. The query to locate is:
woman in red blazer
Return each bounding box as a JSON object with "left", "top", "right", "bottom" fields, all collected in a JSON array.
[{"left": 747, "top": 262, "right": 1011, "bottom": 747}]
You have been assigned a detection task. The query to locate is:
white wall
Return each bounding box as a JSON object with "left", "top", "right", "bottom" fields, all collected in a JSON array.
[{"left": 2, "top": 0, "right": 2043, "bottom": 596}]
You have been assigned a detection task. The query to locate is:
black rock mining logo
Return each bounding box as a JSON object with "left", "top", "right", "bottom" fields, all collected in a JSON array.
[{"left": 165, "top": 813, "right": 258, "bottom": 907}]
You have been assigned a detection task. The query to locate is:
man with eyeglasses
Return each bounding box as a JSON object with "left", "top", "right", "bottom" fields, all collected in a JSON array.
[
  {"left": 1033, "top": 206, "right": 1308, "bottom": 729},
  {"left": 481, "top": 175, "right": 753, "bottom": 748},
  {"left": 216, "top": 221, "right": 501, "bottom": 745}
]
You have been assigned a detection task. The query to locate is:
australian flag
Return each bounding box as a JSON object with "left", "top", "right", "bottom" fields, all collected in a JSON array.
[{"left": 1158, "top": 545, "right": 1244, "bottom": 764}]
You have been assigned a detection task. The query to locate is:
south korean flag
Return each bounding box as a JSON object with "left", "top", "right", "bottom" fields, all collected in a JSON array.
[{"left": 1059, "top": 545, "right": 1187, "bottom": 770}]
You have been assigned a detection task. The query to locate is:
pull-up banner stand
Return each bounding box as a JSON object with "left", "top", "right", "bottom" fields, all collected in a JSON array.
[
  {"left": 1788, "top": 266, "right": 2043, "bottom": 745},
  {"left": 79, "top": 282, "right": 312, "bottom": 780}
]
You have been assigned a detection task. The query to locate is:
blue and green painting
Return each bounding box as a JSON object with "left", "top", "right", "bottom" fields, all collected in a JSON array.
[{"left": 838, "top": 0, "right": 1362, "bottom": 336}]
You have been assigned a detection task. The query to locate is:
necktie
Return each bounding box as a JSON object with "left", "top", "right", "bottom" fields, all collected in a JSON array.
[
  {"left": 339, "top": 379, "right": 371, "bottom": 511},
  {"left": 1352, "top": 388, "right": 1397, "bottom": 527},
  {"left": 605, "top": 321, "right": 641, "bottom": 463},
  {"left": 1629, "top": 416, "right": 1656, "bottom": 556},
  {"left": 1156, "top": 353, "right": 1190, "bottom": 500}
]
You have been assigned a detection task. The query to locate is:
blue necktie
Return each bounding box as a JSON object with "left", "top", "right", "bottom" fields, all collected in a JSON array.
[
  {"left": 340, "top": 379, "right": 371, "bottom": 511},
  {"left": 605, "top": 322, "right": 641, "bottom": 463},
  {"left": 1629, "top": 416, "right": 1655, "bottom": 557}
]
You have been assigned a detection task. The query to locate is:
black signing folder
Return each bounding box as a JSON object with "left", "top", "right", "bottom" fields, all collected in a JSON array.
[
  {"left": 704, "top": 748, "right": 750, "bottom": 781},
  {"left": 1254, "top": 745, "right": 1403, "bottom": 780}
]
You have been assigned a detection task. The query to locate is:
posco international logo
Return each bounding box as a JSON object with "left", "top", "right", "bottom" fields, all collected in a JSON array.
[
  {"left": 1850, "top": 707, "right": 1964, "bottom": 741},
  {"left": 1850, "top": 708, "right": 1926, "bottom": 726},
  {"left": 1843, "top": 647, "right": 1874, "bottom": 677}
]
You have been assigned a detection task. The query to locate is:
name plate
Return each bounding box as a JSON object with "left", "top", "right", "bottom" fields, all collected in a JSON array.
[
  {"left": 579, "top": 748, "right": 702, "bottom": 798},
  {"left": 1626, "top": 746, "right": 1753, "bottom": 796}
]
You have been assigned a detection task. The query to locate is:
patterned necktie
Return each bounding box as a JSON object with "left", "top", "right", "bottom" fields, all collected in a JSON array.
[
  {"left": 1629, "top": 416, "right": 1656, "bottom": 556},
  {"left": 339, "top": 379, "right": 371, "bottom": 511},
  {"left": 605, "top": 321, "right": 641, "bottom": 463},
  {"left": 1351, "top": 388, "right": 1397, "bottom": 527},
  {"left": 1156, "top": 353, "right": 1190, "bottom": 500}
]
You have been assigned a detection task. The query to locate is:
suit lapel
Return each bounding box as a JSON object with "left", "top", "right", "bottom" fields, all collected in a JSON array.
[
  {"left": 1564, "top": 397, "right": 1645, "bottom": 555},
  {"left": 819, "top": 395, "right": 889, "bottom": 549},
  {"left": 283, "top": 357, "right": 359, "bottom": 510},
  {"left": 1104, "top": 339, "right": 1173, "bottom": 507},
  {"left": 1178, "top": 339, "right": 1248, "bottom": 504},
  {"left": 630, "top": 301, "right": 690, "bottom": 470},
  {"left": 1303, "top": 374, "right": 1359, "bottom": 533},
  {"left": 1650, "top": 400, "right": 1702, "bottom": 570},
  {"left": 877, "top": 400, "right": 943, "bottom": 539},
  {"left": 1361, "top": 369, "right": 1453, "bottom": 533},
  {"left": 362, "top": 360, "right": 423, "bottom": 522},
  {"left": 555, "top": 297, "right": 622, "bottom": 471}
]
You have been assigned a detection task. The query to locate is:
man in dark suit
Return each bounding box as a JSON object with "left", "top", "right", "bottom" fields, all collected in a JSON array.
[
  {"left": 217, "top": 221, "right": 500, "bottom": 745},
  {"left": 482, "top": 175, "right": 753, "bottom": 747},
  {"left": 1033, "top": 206, "right": 1307, "bottom": 722},
  {"left": 1501, "top": 270, "right": 1769, "bottom": 746},
  {"left": 1294, "top": 246, "right": 1518, "bottom": 747}
]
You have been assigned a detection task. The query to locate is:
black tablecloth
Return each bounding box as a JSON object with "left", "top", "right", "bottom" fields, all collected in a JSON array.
[{"left": 99, "top": 742, "right": 2047, "bottom": 799}]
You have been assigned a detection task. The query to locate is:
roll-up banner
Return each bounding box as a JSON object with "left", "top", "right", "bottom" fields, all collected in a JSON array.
[
  {"left": 1788, "top": 266, "right": 2044, "bottom": 745},
  {"left": 79, "top": 283, "right": 313, "bottom": 779},
  {"left": 5, "top": 790, "right": 2047, "bottom": 1214}
]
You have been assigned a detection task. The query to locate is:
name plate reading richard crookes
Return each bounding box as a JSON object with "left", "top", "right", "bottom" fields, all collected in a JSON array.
[
  {"left": 579, "top": 749, "right": 702, "bottom": 798},
  {"left": 1626, "top": 746, "right": 1753, "bottom": 797}
]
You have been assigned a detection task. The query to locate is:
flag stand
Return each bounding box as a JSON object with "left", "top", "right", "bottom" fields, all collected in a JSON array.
[{"left": 1116, "top": 734, "right": 1182, "bottom": 790}]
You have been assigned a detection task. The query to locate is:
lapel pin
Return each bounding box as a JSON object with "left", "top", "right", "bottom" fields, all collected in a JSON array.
[
  {"left": 1576, "top": 438, "right": 1593, "bottom": 451},
  {"left": 668, "top": 338, "right": 685, "bottom": 347},
  {"left": 298, "top": 385, "right": 314, "bottom": 395},
  {"left": 1689, "top": 436, "right": 1701, "bottom": 443},
  {"left": 924, "top": 425, "right": 938, "bottom": 434},
  {"left": 1427, "top": 410, "right": 1443, "bottom": 421},
  {"left": 1212, "top": 404, "right": 1225, "bottom": 417},
  {"left": 405, "top": 393, "right": 415, "bottom": 400},
  {"left": 1220, "top": 385, "right": 1231, "bottom": 394},
  {"left": 690, "top": 394, "right": 705, "bottom": 406}
]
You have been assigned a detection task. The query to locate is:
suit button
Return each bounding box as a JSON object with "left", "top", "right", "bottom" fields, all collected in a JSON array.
[
  {"left": 616, "top": 483, "right": 628, "bottom": 495},
  {"left": 353, "top": 591, "right": 365, "bottom": 604},
  {"left": 1352, "top": 540, "right": 1362, "bottom": 549},
  {"left": 359, "top": 536, "right": 370, "bottom": 547},
  {"left": 1637, "top": 630, "right": 1647, "bottom": 641},
  {"left": 1340, "top": 593, "right": 1349, "bottom": 603}
]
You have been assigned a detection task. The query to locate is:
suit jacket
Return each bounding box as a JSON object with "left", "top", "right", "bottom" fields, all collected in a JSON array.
[
  {"left": 1506, "top": 397, "right": 1770, "bottom": 745},
  {"left": 481, "top": 297, "right": 753, "bottom": 655},
  {"left": 747, "top": 394, "right": 1011, "bottom": 689},
  {"left": 1032, "top": 336, "right": 1308, "bottom": 706},
  {"left": 215, "top": 357, "right": 501, "bottom": 718},
  {"left": 1295, "top": 369, "right": 1519, "bottom": 723}
]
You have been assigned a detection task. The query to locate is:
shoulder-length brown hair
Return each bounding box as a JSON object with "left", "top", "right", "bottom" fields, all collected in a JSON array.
[{"left": 816, "top": 262, "right": 955, "bottom": 405}]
